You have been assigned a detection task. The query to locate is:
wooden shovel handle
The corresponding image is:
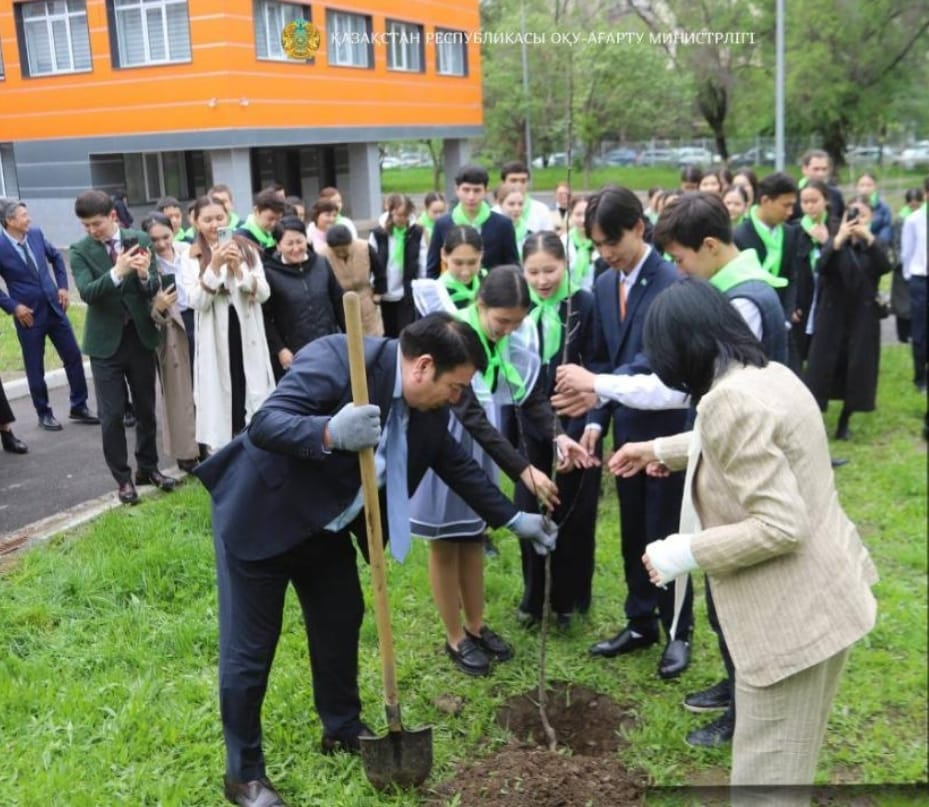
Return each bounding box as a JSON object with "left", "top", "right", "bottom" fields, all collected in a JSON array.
[{"left": 343, "top": 292, "right": 401, "bottom": 726}]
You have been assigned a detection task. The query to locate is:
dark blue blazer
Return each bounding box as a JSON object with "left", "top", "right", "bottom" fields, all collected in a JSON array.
[
  {"left": 426, "top": 207, "right": 521, "bottom": 278},
  {"left": 0, "top": 228, "right": 68, "bottom": 319},
  {"left": 588, "top": 249, "right": 688, "bottom": 444},
  {"left": 195, "top": 335, "right": 518, "bottom": 561}
]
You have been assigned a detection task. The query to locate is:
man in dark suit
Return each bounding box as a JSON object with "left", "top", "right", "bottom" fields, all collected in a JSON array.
[
  {"left": 194, "top": 313, "right": 558, "bottom": 807},
  {"left": 734, "top": 172, "right": 801, "bottom": 371},
  {"left": 426, "top": 164, "right": 520, "bottom": 277},
  {"left": 554, "top": 187, "right": 693, "bottom": 680},
  {"left": 70, "top": 190, "right": 177, "bottom": 504},
  {"left": 0, "top": 200, "right": 98, "bottom": 430}
]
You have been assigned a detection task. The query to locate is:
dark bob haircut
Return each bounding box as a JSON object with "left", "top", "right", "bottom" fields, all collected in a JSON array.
[
  {"left": 653, "top": 192, "right": 732, "bottom": 252},
  {"left": 399, "top": 312, "right": 487, "bottom": 376},
  {"left": 644, "top": 278, "right": 767, "bottom": 403}
]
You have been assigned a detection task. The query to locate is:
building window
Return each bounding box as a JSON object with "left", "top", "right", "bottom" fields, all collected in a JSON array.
[
  {"left": 435, "top": 28, "right": 467, "bottom": 77},
  {"left": 326, "top": 9, "right": 372, "bottom": 68},
  {"left": 111, "top": 0, "right": 191, "bottom": 67},
  {"left": 128, "top": 151, "right": 190, "bottom": 201},
  {"left": 386, "top": 20, "right": 423, "bottom": 73},
  {"left": 17, "top": 1, "right": 92, "bottom": 77},
  {"left": 254, "top": 1, "right": 310, "bottom": 61}
]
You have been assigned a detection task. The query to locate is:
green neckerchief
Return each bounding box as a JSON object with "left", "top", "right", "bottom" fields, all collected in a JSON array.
[
  {"left": 569, "top": 227, "right": 593, "bottom": 290},
  {"left": 175, "top": 226, "right": 194, "bottom": 242},
  {"left": 451, "top": 201, "right": 492, "bottom": 230},
  {"left": 645, "top": 210, "right": 659, "bottom": 224},
  {"left": 243, "top": 214, "right": 276, "bottom": 248},
  {"left": 228, "top": 211, "right": 241, "bottom": 229},
  {"left": 390, "top": 226, "right": 406, "bottom": 268},
  {"left": 710, "top": 248, "right": 788, "bottom": 294},
  {"left": 460, "top": 303, "right": 526, "bottom": 400},
  {"left": 869, "top": 191, "right": 879, "bottom": 209},
  {"left": 749, "top": 205, "right": 785, "bottom": 276},
  {"left": 528, "top": 273, "right": 570, "bottom": 364},
  {"left": 800, "top": 213, "right": 827, "bottom": 271},
  {"left": 513, "top": 216, "right": 529, "bottom": 247},
  {"left": 417, "top": 211, "right": 435, "bottom": 236},
  {"left": 441, "top": 270, "right": 483, "bottom": 306},
  {"left": 798, "top": 177, "right": 809, "bottom": 190},
  {"left": 899, "top": 205, "right": 913, "bottom": 220}
]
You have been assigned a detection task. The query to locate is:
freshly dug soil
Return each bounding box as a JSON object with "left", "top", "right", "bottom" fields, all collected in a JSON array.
[{"left": 428, "top": 682, "right": 646, "bottom": 806}]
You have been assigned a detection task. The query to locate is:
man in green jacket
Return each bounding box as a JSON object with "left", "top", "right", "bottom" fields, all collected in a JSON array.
[{"left": 70, "top": 190, "right": 177, "bottom": 504}]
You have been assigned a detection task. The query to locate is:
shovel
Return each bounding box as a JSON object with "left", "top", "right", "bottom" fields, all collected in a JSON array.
[{"left": 342, "top": 291, "right": 433, "bottom": 790}]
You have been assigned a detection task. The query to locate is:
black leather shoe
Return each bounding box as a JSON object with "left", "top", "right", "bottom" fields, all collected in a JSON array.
[
  {"left": 684, "top": 679, "right": 732, "bottom": 713},
  {"left": 658, "top": 638, "right": 691, "bottom": 680},
  {"left": 118, "top": 481, "right": 139, "bottom": 505},
  {"left": 69, "top": 406, "right": 100, "bottom": 424},
  {"left": 321, "top": 723, "right": 375, "bottom": 755},
  {"left": 1, "top": 429, "right": 28, "bottom": 454},
  {"left": 589, "top": 627, "right": 658, "bottom": 658},
  {"left": 830, "top": 457, "right": 849, "bottom": 468},
  {"left": 466, "top": 624, "right": 513, "bottom": 661},
  {"left": 38, "top": 413, "right": 62, "bottom": 431},
  {"left": 177, "top": 458, "right": 200, "bottom": 473},
  {"left": 445, "top": 636, "right": 491, "bottom": 676},
  {"left": 686, "top": 710, "right": 735, "bottom": 747},
  {"left": 223, "top": 776, "right": 289, "bottom": 807},
  {"left": 135, "top": 469, "right": 178, "bottom": 491}
]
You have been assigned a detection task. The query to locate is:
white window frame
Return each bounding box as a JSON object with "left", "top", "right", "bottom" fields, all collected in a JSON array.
[
  {"left": 254, "top": 0, "right": 310, "bottom": 62},
  {"left": 20, "top": 0, "right": 92, "bottom": 77},
  {"left": 435, "top": 27, "right": 467, "bottom": 77},
  {"left": 326, "top": 9, "right": 371, "bottom": 68},
  {"left": 112, "top": 0, "right": 191, "bottom": 68},
  {"left": 142, "top": 152, "right": 165, "bottom": 201},
  {"left": 386, "top": 19, "right": 423, "bottom": 73}
]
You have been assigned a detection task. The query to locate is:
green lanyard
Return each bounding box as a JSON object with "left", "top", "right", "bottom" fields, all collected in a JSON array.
[
  {"left": 460, "top": 304, "right": 526, "bottom": 400},
  {"left": 452, "top": 201, "right": 492, "bottom": 230},
  {"left": 527, "top": 273, "right": 570, "bottom": 363}
]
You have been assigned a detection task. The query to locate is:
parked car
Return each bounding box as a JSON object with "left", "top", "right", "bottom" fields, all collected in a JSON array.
[
  {"left": 896, "top": 141, "right": 929, "bottom": 170},
  {"left": 381, "top": 156, "right": 403, "bottom": 169},
  {"left": 676, "top": 146, "right": 715, "bottom": 166},
  {"left": 601, "top": 147, "right": 638, "bottom": 166},
  {"left": 637, "top": 148, "right": 677, "bottom": 166},
  {"left": 531, "top": 152, "right": 570, "bottom": 168},
  {"left": 846, "top": 145, "right": 897, "bottom": 164},
  {"left": 728, "top": 146, "right": 776, "bottom": 167}
]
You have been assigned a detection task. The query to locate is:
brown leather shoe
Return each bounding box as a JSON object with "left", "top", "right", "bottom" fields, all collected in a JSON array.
[
  {"left": 117, "top": 481, "right": 139, "bottom": 505},
  {"left": 223, "top": 776, "right": 289, "bottom": 807}
]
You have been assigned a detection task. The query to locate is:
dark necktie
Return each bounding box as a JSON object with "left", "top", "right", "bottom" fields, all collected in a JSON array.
[
  {"left": 385, "top": 398, "right": 410, "bottom": 562},
  {"left": 105, "top": 239, "right": 118, "bottom": 266},
  {"left": 19, "top": 243, "right": 39, "bottom": 277}
]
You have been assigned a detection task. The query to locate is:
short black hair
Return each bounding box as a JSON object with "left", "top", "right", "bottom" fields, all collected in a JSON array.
[
  {"left": 653, "top": 192, "right": 732, "bottom": 251},
  {"left": 522, "top": 230, "right": 565, "bottom": 263},
  {"left": 454, "top": 164, "right": 490, "bottom": 187},
  {"left": 500, "top": 160, "right": 530, "bottom": 180},
  {"left": 799, "top": 179, "right": 831, "bottom": 208},
  {"left": 156, "top": 196, "right": 181, "bottom": 211},
  {"left": 253, "top": 189, "right": 286, "bottom": 214},
  {"left": 585, "top": 186, "right": 644, "bottom": 241},
  {"left": 325, "top": 224, "right": 354, "bottom": 248},
  {"left": 399, "top": 312, "right": 487, "bottom": 375},
  {"left": 75, "top": 190, "right": 115, "bottom": 219},
  {"left": 274, "top": 215, "right": 307, "bottom": 241},
  {"left": 680, "top": 165, "right": 704, "bottom": 185},
  {"left": 644, "top": 278, "right": 767, "bottom": 403},
  {"left": 904, "top": 187, "right": 925, "bottom": 205},
  {"left": 758, "top": 172, "right": 798, "bottom": 201}
]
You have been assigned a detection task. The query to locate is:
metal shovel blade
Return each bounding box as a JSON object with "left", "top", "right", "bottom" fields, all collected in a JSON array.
[{"left": 359, "top": 726, "right": 433, "bottom": 790}]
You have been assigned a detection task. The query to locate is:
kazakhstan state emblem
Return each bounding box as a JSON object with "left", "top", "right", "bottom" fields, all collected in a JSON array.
[{"left": 282, "top": 20, "right": 320, "bottom": 59}]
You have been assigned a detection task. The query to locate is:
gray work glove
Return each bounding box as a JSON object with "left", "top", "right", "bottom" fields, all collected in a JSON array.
[
  {"left": 327, "top": 403, "right": 381, "bottom": 452},
  {"left": 509, "top": 512, "right": 559, "bottom": 556}
]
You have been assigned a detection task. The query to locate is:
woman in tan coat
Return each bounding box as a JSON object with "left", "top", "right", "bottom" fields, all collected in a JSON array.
[
  {"left": 321, "top": 223, "right": 385, "bottom": 336},
  {"left": 610, "top": 279, "right": 877, "bottom": 806},
  {"left": 141, "top": 213, "right": 199, "bottom": 472}
]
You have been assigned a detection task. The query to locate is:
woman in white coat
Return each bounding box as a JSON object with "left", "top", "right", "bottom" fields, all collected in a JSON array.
[{"left": 181, "top": 195, "right": 275, "bottom": 453}]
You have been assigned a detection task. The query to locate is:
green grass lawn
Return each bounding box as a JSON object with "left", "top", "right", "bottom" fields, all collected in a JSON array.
[
  {"left": 0, "top": 304, "right": 87, "bottom": 379},
  {"left": 0, "top": 346, "right": 925, "bottom": 805}
]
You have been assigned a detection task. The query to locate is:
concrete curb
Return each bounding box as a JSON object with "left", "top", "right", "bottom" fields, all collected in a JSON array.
[
  {"left": 0, "top": 466, "right": 187, "bottom": 561},
  {"left": 3, "top": 360, "right": 92, "bottom": 401}
]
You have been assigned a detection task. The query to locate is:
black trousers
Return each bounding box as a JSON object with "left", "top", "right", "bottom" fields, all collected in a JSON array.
[
  {"left": 0, "top": 379, "right": 15, "bottom": 425},
  {"left": 615, "top": 469, "right": 694, "bottom": 639},
  {"left": 181, "top": 308, "right": 196, "bottom": 381},
  {"left": 89, "top": 322, "right": 158, "bottom": 484},
  {"left": 514, "top": 426, "right": 602, "bottom": 617},
  {"left": 380, "top": 298, "right": 415, "bottom": 339},
  {"left": 706, "top": 576, "right": 736, "bottom": 718},
  {"left": 214, "top": 529, "right": 365, "bottom": 781}
]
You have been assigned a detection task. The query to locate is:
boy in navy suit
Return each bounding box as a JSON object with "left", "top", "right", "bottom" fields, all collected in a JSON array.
[{"left": 0, "top": 200, "right": 98, "bottom": 430}]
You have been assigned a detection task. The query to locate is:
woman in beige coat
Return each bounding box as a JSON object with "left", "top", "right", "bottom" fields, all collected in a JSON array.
[
  {"left": 610, "top": 279, "right": 877, "bottom": 806},
  {"left": 141, "top": 213, "right": 198, "bottom": 471}
]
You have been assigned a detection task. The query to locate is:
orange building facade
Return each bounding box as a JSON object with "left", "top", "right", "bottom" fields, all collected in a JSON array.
[{"left": 0, "top": 0, "right": 483, "bottom": 243}]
